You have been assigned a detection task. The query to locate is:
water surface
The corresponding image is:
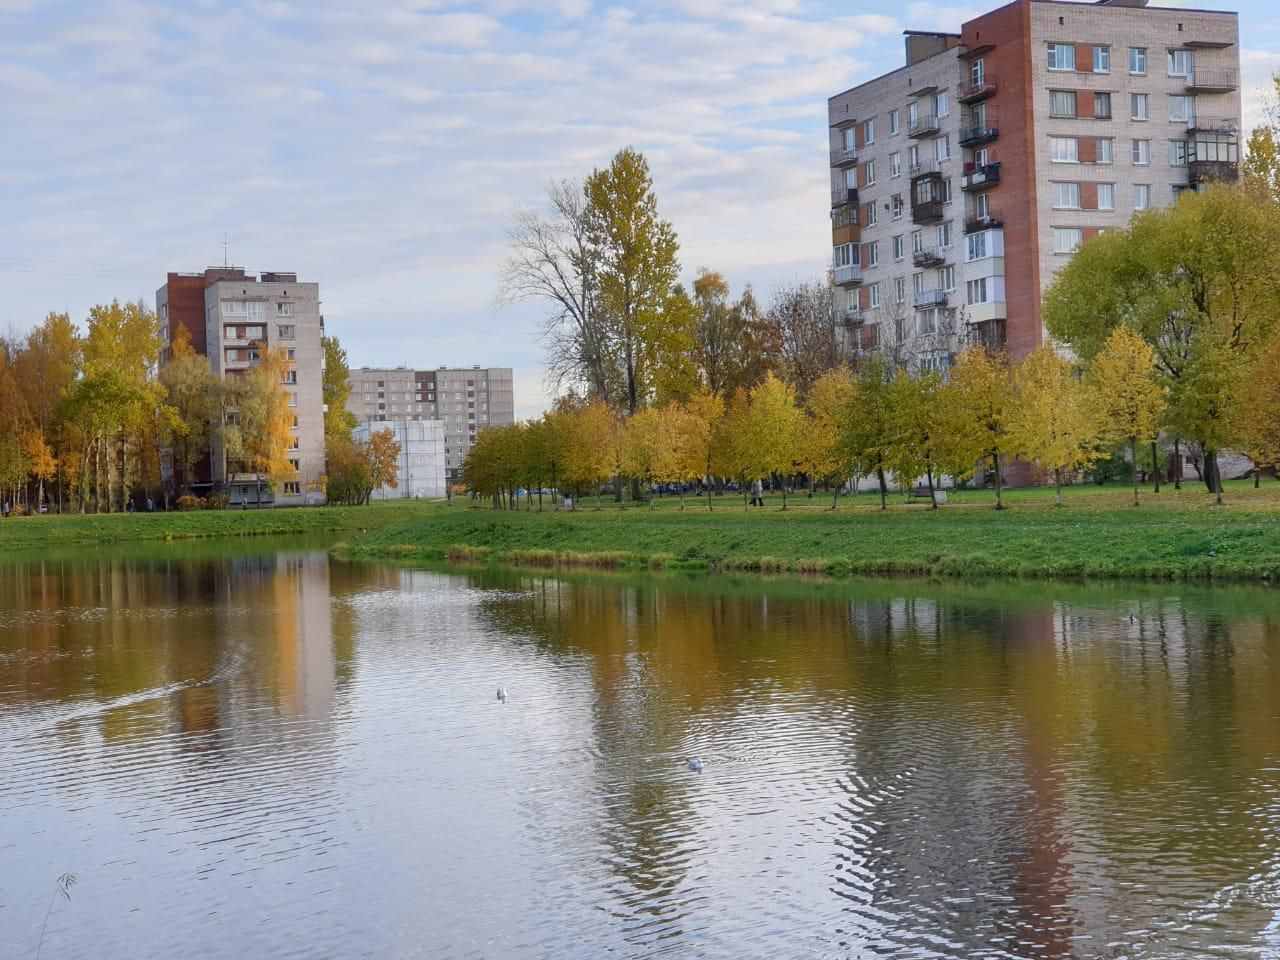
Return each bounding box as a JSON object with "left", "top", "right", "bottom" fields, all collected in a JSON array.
[{"left": 3, "top": 544, "right": 1280, "bottom": 958}]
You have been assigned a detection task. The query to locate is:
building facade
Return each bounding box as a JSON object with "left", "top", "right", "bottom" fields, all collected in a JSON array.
[
  {"left": 352, "top": 419, "right": 448, "bottom": 499},
  {"left": 828, "top": 0, "right": 1240, "bottom": 363},
  {"left": 157, "top": 268, "right": 326, "bottom": 506},
  {"left": 346, "top": 366, "right": 515, "bottom": 483}
]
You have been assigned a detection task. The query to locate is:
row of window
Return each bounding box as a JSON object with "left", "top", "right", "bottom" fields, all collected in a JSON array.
[
  {"left": 1048, "top": 90, "right": 1197, "bottom": 122},
  {"left": 222, "top": 324, "right": 295, "bottom": 341},
  {"left": 1047, "top": 44, "right": 1199, "bottom": 77},
  {"left": 851, "top": 272, "right": 1000, "bottom": 310},
  {"left": 221, "top": 300, "right": 294, "bottom": 318},
  {"left": 1050, "top": 134, "right": 1238, "bottom": 166},
  {"left": 843, "top": 91, "right": 952, "bottom": 149}
]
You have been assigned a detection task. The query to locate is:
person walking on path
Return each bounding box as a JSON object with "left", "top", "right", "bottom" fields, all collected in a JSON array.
[{"left": 750, "top": 478, "right": 764, "bottom": 507}]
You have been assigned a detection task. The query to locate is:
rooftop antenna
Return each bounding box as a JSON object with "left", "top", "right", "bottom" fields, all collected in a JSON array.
[{"left": 222, "top": 233, "right": 230, "bottom": 268}]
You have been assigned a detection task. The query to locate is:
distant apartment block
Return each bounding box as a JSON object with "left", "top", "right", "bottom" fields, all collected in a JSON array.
[
  {"left": 827, "top": 0, "right": 1240, "bottom": 363},
  {"left": 157, "top": 268, "right": 326, "bottom": 506},
  {"left": 347, "top": 366, "right": 515, "bottom": 483}
]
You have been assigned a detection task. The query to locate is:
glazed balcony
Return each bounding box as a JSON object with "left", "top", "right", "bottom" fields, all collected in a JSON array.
[
  {"left": 912, "top": 245, "right": 947, "bottom": 268},
  {"left": 961, "top": 161, "right": 1001, "bottom": 191},
  {"left": 914, "top": 288, "right": 948, "bottom": 310},
  {"left": 958, "top": 123, "right": 998, "bottom": 148},
  {"left": 970, "top": 318, "right": 1007, "bottom": 351},
  {"left": 830, "top": 146, "right": 860, "bottom": 169},
  {"left": 1188, "top": 159, "right": 1239, "bottom": 183},
  {"left": 1187, "top": 117, "right": 1239, "bottom": 135},
  {"left": 912, "top": 199, "right": 945, "bottom": 224},
  {"left": 1185, "top": 69, "right": 1237, "bottom": 93},
  {"left": 958, "top": 78, "right": 997, "bottom": 104},
  {"left": 834, "top": 263, "right": 863, "bottom": 288},
  {"left": 907, "top": 113, "right": 940, "bottom": 138}
]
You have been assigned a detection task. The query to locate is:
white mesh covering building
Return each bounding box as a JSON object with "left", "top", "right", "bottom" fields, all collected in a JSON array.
[{"left": 353, "top": 419, "right": 447, "bottom": 500}]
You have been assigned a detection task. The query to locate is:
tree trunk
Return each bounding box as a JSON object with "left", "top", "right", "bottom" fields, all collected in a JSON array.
[
  {"left": 1173, "top": 438, "right": 1182, "bottom": 490},
  {"left": 1212, "top": 451, "right": 1224, "bottom": 506},
  {"left": 1203, "top": 450, "right": 1217, "bottom": 494},
  {"left": 1130, "top": 438, "right": 1140, "bottom": 507},
  {"left": 876, "top": 467, "right": 887, "bottom": 511},
  {"left": 926, "top": 466, "right": 938, "bottom": 510},
  {"left": 1055, "top": 468, "right": 1063, "bottom": 508},
  {"left": 831, "top": 482, "right": 839, "bottom": 511},
  {"left": 1151, "top": 441, "right": 1161, "bottom": 493},
  {"left": 781, "top": 474, "right": 787, "bottom": 510},
  {"left": 992, "top": 452, "right": 1005, "bottom": 510},
  {"left": 1255, "top": 468, "right": 1261, "bottom": 489}
]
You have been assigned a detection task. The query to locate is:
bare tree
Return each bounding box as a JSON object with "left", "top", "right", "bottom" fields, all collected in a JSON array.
[
  {"left": 500, "top": 180, "right": 614, "bottom": 404},
  {"left": 766, "top": 276, "right": 841, "bottom": 399}
]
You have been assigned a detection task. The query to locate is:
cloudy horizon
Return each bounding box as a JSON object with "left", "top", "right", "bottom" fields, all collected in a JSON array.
[{"left": 3, "top": 0, "right": 1277, "bottom": 417}]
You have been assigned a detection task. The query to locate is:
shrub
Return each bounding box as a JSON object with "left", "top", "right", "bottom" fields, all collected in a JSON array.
[
  {"left": 204, "top": 493, "right": 229, "bottom": 510},
  {"left": 176, "top": 495, "right": 203, "bottom": 511}
]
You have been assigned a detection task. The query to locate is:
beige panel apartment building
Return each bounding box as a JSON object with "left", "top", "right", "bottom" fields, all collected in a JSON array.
[
  {"left": 157, "top": 268, "right": 326, "bottom": 506},
  {"left": 347, "top": 366, "right": 515, "bottom": 483},
  {"left": 828, "top": 0, "right": 1240, "bottom": 364}
]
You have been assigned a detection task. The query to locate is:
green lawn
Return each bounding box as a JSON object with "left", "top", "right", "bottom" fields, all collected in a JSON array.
[
  {"left": 0, "top": 499, "right": 438, "bottom": 552},
  {"left": 336, "top": 480, "right": 1280, "bottom": 582}
]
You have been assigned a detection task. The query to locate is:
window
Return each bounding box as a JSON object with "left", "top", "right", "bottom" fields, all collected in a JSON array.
[
  {"left": 908, "top": 100, "right": 919, "bottom": 126},
  {"left": 278, "top": 324, "right": 296, "bottom": 339},
  {"left": 1098, "top": 183, "right": 1115, "bottom": 210},
  {"left": 276, "top": 302, "right": 294, "bottom": 316},
  {"left": 913, "top": 272, "right": 925, "bottom": 295},
  {"left": 1050, "top": 137, "right": 1079, "bottom": 163},
  {"left": 920, "top": 310, "right": 938, "bottom": 335},
  {"left": 1131, "top": 93, "right": 1148, "bottom": 121},
  {"left": 973, "top": 192, "right": 990, "bottom": 219},
  {"left": 966, "top": 231, "right": 988, "bottom": 261},
  {"left": 845, "top": 167, "right": 858, "bottom": 189},
  {"left": 1168, "top": 49, "right": 1193, "bottom": 77},
  {"left": 889, "top": 109, "right": 900, "bottom": 135},
  {"left": 843, "top": 127, "right": 857, "bottom": 151},
  {"left": 939, "top": 266, "right": 956, "bottom": 291},
  {"left": 283, "top": 482, "right": 301, "bottom": 496},
  {"left": 1049, "top": 90, "right": 1076, "bottom": 117},
  {"left": 890, "top": 152, "right": 902, "bottom": 177},
  {"left": 286, "top": 348, "right": 296, "bottom": 361},
  {"left": 1093, "top": 45, "right": 1110, "bottom": 73},
  {"left": 1054, "top": 182, "right": 1081, "bottom": 208},
  {"left": 1091, "top": 92, "right": 1110, "bottom": 120},
  {"left": 865, "top": 159, "right": 876, "bottom": 185},
  {"left": 835, "top": 243, "right": 856, "bottom": 267},
  {"left": 863, "top": 118, "right": 875, "bottom": 144},
  {"left": 971, "top": 58, "right": 985, "bottom": 86},
  {"left": 895, "top": 277, "right": 906, "bottom": 303},
  {"left": 891, "top": 194, "right": 904, "bottom": 220},
  {"left": 1132, "top": 139, "right": 1151, "bottom": 164},
  {"left": 867, "top": 242, "right": 879, "bottom": 267},
  {"left": 1097, "top": 138, "right": 1114, "bottom": 164},
  {"left": 1048, "top": 43, "right": 1075, "bottom": 70},
  {"left": 911, "top": 230, "right": 924, "bottom": 254},
  {"left": 934, "top": 90, "right": 949, "bottom": 118},
  {"left": 1169, "top": 139, "right": 1188, "bottom": 166},
  {"left": 937, "top": 221, "right": 953, "bottom": 248},
  {"left": 868, "top": 283, "right": 881, "bottom": 308},
  {"left": 967, "top": 277, "right": 990, "bottom": 304},
  {"left": 1054, "top": 228, "right": 1083, "bottom": 254},
  {"left": 867, "top": 202, "right": 878, "bottom": 226},
  {"left": 1129, "top": 47, "right": 1147, "bottom": 74},
  {"left": 288, "top": 393, "right": 298, "bottom": 408},
  {"left": 893, "top": 234, "right": 905, "bottom": 261},
  {"left": 935, "top": 135, "right": 950, "bottom": 162},
  {"left": 283, "top": 370, "right": 298, "bottom": 385},
  {"left": 908, "top": 144, "right": 920, "bottom": 171},
  {"left": 1168, "top": 95, "right": 1195, "bottom": 124},
  {"left": 940, "top": 178, "right": 953, "bottom": 203}
]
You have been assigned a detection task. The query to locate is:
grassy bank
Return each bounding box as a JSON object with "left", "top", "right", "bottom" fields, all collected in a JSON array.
[
  {"left": 0, "top": 499, "right": 439, "bottom": 552},
  {"left": 336, "top": 481, "right": 1280, "bottom": 582}
]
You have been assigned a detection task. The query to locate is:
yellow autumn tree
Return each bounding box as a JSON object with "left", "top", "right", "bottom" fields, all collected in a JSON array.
[
  {"left": 803, "top": 368, "right": 856, "bottom": 509},
  {"left": 562, "top": 400, "right": 618, "bottom": 509},
  {"left": 226, "top": 346, "right": 294, "bottom": 505},
  {"left": 739, "top": 372, "right": 805, "bottom": 509},
  {"left": 1088, "top": 327, "right": 1167, "bottom": 507},
  {"left": 684, "top": 388, "right": 724, "bottom": 510},
  {"left": 1232, "top": 329, "right": 1280, "bottom": 481},
  {"left": 939, "top": 346, "right": 1016, "bottom": 510},
  {"left": 1008, "top": 344, "right": 1104, "bottom": 506},
  {"left": 622, "top": 403, "right": 697, "bottom": 508},
  {"left": 884, "top": 368, "right": 945, "bottom": 508}
]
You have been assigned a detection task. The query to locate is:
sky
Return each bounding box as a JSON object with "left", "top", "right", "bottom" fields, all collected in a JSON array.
[{"left": 2, "top": 0, "right": 1278, "bottom": 417}]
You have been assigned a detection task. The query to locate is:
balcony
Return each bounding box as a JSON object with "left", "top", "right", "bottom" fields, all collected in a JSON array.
[
  {"left": 970, "top": 318, "right": 1007, "bottom": 351},
  {"left": 1185, "top": 69, "right": 1237, "bottom": 93},
  {"left": 965, "top": 213, "right": 1003, "bottom": 234},
  {"left": 909, "top": 158, "right": 943, "bottom": 181},
  {"left": 965, "top": 301, "right": 1007, "bottom": 326},
  {"left": 961, "top": 161, "right": 1001, "bottom": 191},
  {"left": 912, "top": 200, "right": 945, "bottom": 224},
  {"left": 834, "top": 263, "right": 863, "bottom": 288},
  {"left": 914, "top": 289, "right": 948, "bottom": 310},
  {"left": 831, "top": 186, "right": 859, "bottom": 208},
  {"left": 830, "top": 146, "right": 859, "bottom": 168},
  {"left": 908, "top": 113, "right": 940, "bottom": 138},
  {"left": 912, "top": 246, "right": 947, "bottom": 268},
  {"left": 831, "top": 202, "right": 858, "bottom": 228},
  {"left": 958, "top": 78, "right": 997, "bottom": 104},
  {"left": 1189, "top": 159, "right": 1240, "bottom": 184},
  {"left": 838, "top": 306, "right": 863, "bottom": 327},
  {"left": 1188, "top": 117, "right": 1239, "bottom": 135},
  {"left": 958, "top": 124, "right": 998, "bottom": 147}
]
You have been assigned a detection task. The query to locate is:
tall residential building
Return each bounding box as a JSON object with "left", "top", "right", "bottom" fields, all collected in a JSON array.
[
  {"left": 346, "top": 366, "right": 515, "bottom": 483},
  {"left": 828, "top": 0, "right": 1240, "bottom": 363},
  {"left": 156, "top": 268, "right": 326, "bottom": 506}
]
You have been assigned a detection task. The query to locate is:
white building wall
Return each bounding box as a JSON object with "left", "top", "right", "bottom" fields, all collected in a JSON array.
[{"left": 353, "top": 419, "right": 447, "bottom": 500}]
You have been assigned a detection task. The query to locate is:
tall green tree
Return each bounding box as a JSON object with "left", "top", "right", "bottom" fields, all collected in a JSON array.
[
  {"left": 158, "top": 325, "right": 219, "bottom": 496},
  {"left": 1043, "top": 186, "right": 1280, "bottom": 496},
  {"left": 691, "top": 270, "right": 774, "bottom": 397},
  {"left": 841, "top": 356, "right": 895, "bottom": 510},
  {"left": 1244, "top": 72, "right": 1280, "bottom": 204},
  {"left": 884, "top": 368, "right": 944, "bottom": 508},
  {"left": 322, "top": 335, "right": 358, "bottom": 439}
]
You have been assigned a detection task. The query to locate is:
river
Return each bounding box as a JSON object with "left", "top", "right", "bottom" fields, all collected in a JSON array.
[{"left": 3, "top": 540, "right": 1280, "bottom": 958}]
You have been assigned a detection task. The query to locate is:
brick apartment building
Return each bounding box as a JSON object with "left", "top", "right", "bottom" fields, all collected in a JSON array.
[
  {"left": 156, "top": 268, "right": 326, "bottom": 506},
  {"left": 828, "top": 0, "right": 1240, "bottom": 364}
]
